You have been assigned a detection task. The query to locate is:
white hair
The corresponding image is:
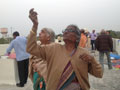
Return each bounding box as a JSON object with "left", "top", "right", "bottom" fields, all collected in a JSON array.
[{"left": 42, "top": 28, "right": 55, "bottom": 42}]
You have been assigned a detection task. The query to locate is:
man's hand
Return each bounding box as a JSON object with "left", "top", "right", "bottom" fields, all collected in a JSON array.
[{"left": 29, "top": 8, "right": 38, "bottom": 29}]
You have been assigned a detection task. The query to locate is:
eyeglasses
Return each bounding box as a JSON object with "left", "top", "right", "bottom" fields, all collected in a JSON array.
[
  {"left": 62, "top": 29, "right": 78, "bottom": 33},
  {"left": 62, "top": 29, "right": 81, "bottom": 36}
]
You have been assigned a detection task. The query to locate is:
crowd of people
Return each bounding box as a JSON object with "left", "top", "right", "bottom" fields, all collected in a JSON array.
[{"left": 5, "top": 8, "right": 114, "bottom": 90}]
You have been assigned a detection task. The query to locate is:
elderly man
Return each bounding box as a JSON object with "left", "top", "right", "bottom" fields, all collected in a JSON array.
[
  {"left": 27, "top": 9, "right": 103, "bottom": 90},
  {"left": 29, "top": 28, "right": 55, "bottom": 90}
]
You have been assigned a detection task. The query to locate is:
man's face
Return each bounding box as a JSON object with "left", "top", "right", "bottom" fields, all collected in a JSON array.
[
  {"left": 39, "top": 29, "right": 50, "bottom": 43},
  {"left": 93, "top": 30, "right": 95, "bottom": 33},
  {"left": 63, "top": 26, "right": 77, "bottom": 43},
  {"left": 13, "top": 35, "right": 16, "bottom": 39}
]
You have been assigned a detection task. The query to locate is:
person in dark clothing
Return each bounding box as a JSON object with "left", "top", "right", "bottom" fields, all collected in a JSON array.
[{"left": 95, "top": 30, "right": 113, "bottom": 70}]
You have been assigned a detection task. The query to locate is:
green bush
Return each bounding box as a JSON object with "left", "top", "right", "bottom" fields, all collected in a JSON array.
[
  {"left": 0, "top": 38, "right": 13, "bottom": 44},
  {"left": 107, "top": 30, "right": 120, "bottom": 39}
]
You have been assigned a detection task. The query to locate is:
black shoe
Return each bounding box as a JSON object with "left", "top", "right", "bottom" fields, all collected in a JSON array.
[{"left": 16, "top": 83, "right": 24, "bottom": 87}]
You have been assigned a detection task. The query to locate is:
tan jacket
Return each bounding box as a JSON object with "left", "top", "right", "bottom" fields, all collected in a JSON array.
[
  {"left": 28, "top": 55, "right": 47, "bottom": 82},
  {"left": 27, "top": 30, "right": 103, "bottom": 90}
]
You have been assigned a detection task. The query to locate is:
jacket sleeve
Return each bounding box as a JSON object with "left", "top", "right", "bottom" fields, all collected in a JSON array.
[
  {"left": 108, "top": 36, "right": 113, "bottom": 52},
  {"left": 95, "top": 37, "right": 99, "bottom": 51},
  {"left": 88, "top": 56, "right": 103, "bottom": 78},
  {"left": 26, "top": 30, "right": 54, "bottom": 61},
  {"left": 6, "top": 40, "right": 14, "bottom": 54}
]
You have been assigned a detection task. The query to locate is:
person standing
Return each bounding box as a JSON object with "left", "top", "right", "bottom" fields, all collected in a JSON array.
[
  {"left": 29, "top": 28, "right": 55, "bottom": 90},
  {"left": 6, "top": 31, "right": 30, "bottom": 87},
  {"left": 89, "top": 30, "right": 97, "bottom": 50},
  {"left": 27, "top": 8, "right": 103, "bottom": 90},
  {"left": 79, "top": 29, "right": 87, "bottom": 48},
  {"left": 95, "top": 30, "right": 113, "bottom": 70}
]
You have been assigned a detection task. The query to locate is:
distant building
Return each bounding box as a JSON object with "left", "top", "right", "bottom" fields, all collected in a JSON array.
[{"left": 0, "top": 28, "right": 8, "bottom": 38}]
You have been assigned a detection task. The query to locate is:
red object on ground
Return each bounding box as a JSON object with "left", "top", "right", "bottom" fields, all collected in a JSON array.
[
  {"left": 9, "top": 53, "right": 16, "bottom": 59},
  {"left": 114, "top": 65, "right": 120, "bottom": 68}
]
